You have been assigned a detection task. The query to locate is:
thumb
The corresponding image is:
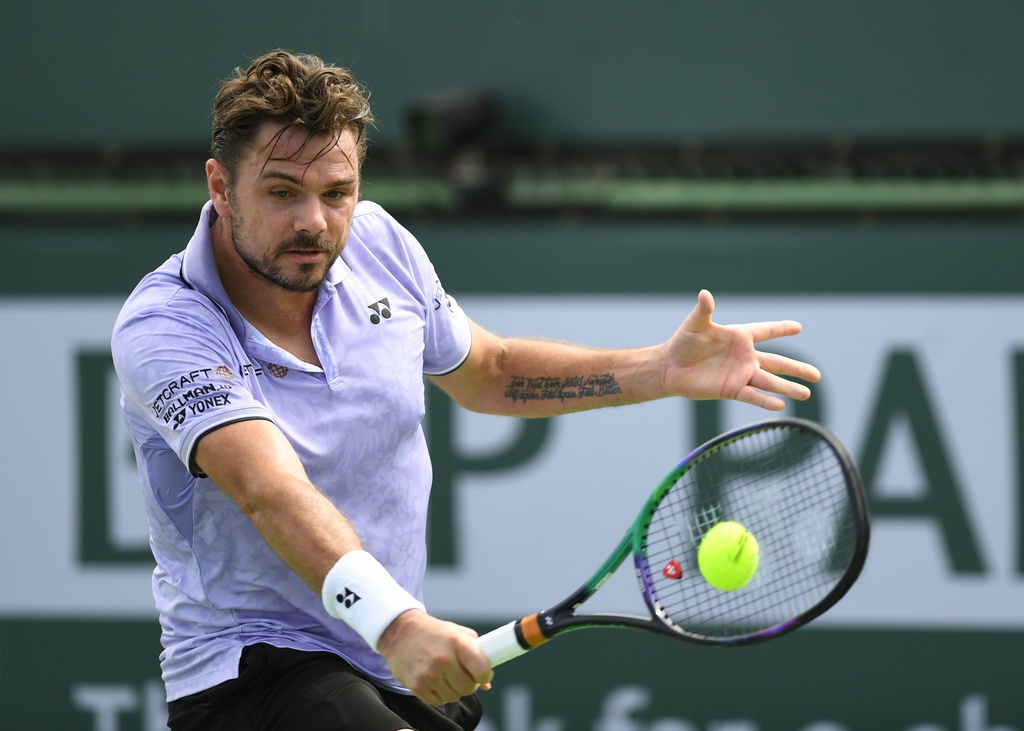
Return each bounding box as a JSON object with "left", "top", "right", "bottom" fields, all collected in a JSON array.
[
  {"left": 456, "top": 635, "right": 495, "bottom": 686},
  {"left": 683, "top": 289, "right": 715, "bottom": 333}
]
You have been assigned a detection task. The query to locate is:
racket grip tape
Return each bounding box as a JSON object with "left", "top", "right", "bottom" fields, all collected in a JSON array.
[{"left": 477, "top": 614, "right": 550, "bottom": 667}]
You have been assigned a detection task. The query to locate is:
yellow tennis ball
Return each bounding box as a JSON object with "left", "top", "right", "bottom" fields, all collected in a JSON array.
[{"left": 697, "top": 521, "right": 760, "bottom": 591}]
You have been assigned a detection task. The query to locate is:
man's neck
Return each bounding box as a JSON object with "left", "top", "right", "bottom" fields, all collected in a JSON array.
[{"left": 211, "top": 217, "right": 321, "bottom": 366}]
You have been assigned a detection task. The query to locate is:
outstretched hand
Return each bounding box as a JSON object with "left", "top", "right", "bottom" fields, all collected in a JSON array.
[{"left": 662, "top": 290, "right": 821, "bottom": 411}]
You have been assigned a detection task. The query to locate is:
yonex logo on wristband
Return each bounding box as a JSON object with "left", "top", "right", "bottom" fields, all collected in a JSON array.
[
  {"left": 337, "top": 588, "right": 361, "bottom": 609},
  {"left": 322, "top": 551, "right": 424, "bottom": 651}
]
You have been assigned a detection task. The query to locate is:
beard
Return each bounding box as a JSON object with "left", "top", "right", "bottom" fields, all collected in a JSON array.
[{"left": 230, "top": 214, "right": 341, "bottom": 293}]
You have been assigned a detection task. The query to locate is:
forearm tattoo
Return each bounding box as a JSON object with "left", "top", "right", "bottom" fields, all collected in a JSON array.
[{"left": 504, "top": 374, "right": 623, "bottom": 404}]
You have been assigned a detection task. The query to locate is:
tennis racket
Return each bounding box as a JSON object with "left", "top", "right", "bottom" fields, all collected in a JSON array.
[{"left": 477, "top": 417, "right": 869, "bottom": 666}]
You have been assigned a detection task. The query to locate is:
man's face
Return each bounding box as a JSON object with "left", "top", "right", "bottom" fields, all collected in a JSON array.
[{"left": 221, "top": 123, "right": 361, "bottom": 293}]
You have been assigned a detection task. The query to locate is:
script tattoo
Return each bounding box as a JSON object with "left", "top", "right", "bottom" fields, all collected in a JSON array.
[{"left": 504, "top": 373, "right": 623, "bottom": 403}]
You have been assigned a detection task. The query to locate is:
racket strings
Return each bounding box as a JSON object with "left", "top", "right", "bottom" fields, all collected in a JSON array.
[{"left": 641, "top": 424, "right": 861, "bottom": 641}]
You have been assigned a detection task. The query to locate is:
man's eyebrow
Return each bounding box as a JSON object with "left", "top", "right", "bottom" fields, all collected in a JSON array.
[
  {"left": 260, "top": 170, "right": 303, "bottom": 185},
  {"left": 260, "top": 170, "right": 359, "bottom": 188}
]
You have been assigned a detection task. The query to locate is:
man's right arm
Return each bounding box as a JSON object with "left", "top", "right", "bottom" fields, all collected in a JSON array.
[
  {"left": 193, "top": 418, "right": 493, "bottom": 703},
  {"left": 194, "top": 418, "right": 362, "bottom": 590}
]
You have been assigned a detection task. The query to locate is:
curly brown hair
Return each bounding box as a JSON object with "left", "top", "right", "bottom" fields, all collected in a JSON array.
[{"left": 211, "top": 50, "right": 374, "bottom": 177}]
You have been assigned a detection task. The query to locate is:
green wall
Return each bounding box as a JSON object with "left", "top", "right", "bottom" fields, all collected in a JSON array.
[
  {"left": 5, "top": 618, "right": 1024, "bottom": 730},
  {"left": 3, "top": 219, "right": 1022, "bottom": 296},
  {"left": 4, "top": 0, "right": 1024, "bottom": 147}
]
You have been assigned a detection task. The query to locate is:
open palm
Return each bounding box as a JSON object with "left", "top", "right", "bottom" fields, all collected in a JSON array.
[{"left": 663, "top": 290, "right": 820, "bottom": 410}]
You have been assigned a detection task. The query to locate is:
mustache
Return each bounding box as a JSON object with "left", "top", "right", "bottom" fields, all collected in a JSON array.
[{"left": 277, "top": 234, "right": 335, "bottom": 253}]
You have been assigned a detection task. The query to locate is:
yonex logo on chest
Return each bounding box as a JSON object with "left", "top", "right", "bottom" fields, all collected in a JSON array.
[{"left": 368, "top": 298, "right": 392, "bottom": 325}]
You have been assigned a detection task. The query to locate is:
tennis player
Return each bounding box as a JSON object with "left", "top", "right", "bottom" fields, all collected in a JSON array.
[{"left": 111, "top": 49, "right": 821, "bottom": 731}]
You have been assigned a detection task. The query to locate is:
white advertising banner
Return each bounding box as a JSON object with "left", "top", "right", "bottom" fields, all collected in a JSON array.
[{"left": 2, "top": 294, "right": 1022, "bottom": 629}]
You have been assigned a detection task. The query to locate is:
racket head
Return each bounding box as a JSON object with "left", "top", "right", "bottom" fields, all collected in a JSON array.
[{"left": 633, "top": 418, "right": 869, "bottom": 645}]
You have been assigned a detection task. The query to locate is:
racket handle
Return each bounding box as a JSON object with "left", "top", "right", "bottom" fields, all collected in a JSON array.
[{"left": 478, "top": 621, "right": 530, "bottom": 667}]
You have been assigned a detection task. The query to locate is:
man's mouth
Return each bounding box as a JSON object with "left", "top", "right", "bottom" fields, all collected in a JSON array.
[{"left": 286, "top": 250, "right": 327, "bottom": 262}]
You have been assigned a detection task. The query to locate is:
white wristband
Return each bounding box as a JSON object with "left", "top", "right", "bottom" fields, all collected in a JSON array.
[{"left": 321, "top": 550, "right": 425, "bottom": 652}]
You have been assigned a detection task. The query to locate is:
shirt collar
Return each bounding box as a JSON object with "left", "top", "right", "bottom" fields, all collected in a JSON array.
[{"left": 179, "top": 201, "right": 352, "bottom": 337}]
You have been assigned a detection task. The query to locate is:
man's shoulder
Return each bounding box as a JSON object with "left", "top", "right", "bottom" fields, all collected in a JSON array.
[
  {"left": 350, "top": 199, "right": 400, "bottom": 240},
  {"left": 348, "top": 199, "right": 416, "bottom": 260},
  {"left": 114, "top": 253, "right": 227, "bottom": 336},
  {"left": 353, "top": 199, "right": 385, "bottom": 219}
]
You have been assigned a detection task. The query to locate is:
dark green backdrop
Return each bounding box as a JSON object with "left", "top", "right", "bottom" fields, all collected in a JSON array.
[{"left": 4, "top": 0, "right": 1024, "bottom": 147}]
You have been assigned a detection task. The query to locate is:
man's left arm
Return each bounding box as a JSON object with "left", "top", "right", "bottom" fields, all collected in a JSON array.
[{"left": 430, "top": 290, "right": 821, "bottom": 417}]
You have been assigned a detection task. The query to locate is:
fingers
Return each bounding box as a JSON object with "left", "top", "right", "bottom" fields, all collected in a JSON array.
[
  {"left": 752, "top": 369, "right": 812, "bottom": 400},
  {"left": 687, "top": 289, "right": 801, "bottom": 344},
  {"left": 457, "top": 634, "right": 495, "bottom": 689},
  {"left": 735, "top": 310, "right": 822, "bottom": 397},
  {"left": 410, "top": 636, "right": 493, "bottom": 705},
  {"left": 735, "top": 385, "right": 788, "bottom": 412},
  {"left": 384, "top": 617, "right": 494, "bottom": 706},
  {"left": 682, "top": 289, "right": 715, "bottom": 333},
  {"left": 672, "top": 289, "right": 821, "bottom": 410},
  {"left": 735, "top": 361, "right": 817, "bottom": 411},
  {"left": 759, "top": 351, "right": 822, "bottom": 384},
  {"left": 747, "top": 319, "right": 804, "bottom": 343}
]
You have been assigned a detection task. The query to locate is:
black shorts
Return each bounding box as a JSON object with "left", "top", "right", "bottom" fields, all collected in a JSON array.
[{"left": 167, "top": 643, "right": 483, "bottom": 731}]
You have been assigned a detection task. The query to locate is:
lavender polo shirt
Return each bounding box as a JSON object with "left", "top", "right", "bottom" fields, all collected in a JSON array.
[{"left": 111, "top": 200, "right": 472, "bottom": 701}]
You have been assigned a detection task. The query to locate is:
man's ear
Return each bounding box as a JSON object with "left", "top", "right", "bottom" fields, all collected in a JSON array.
[{"left": 206, "top": 159, "right": 232, "bottom": 219}]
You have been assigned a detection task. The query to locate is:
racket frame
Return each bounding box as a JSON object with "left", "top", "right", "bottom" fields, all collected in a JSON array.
[{"left": 478, "top": 418, "right": 870, "bottom": 665}]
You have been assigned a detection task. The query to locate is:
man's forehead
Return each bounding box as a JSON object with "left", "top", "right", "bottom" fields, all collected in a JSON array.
[{"left": 248, "top": 122, "right": 359, "bottom": 171}]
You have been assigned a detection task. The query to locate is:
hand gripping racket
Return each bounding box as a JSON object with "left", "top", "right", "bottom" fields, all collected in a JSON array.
[{"left": 477, "top": 418, "right": 870, "bottom": 666}]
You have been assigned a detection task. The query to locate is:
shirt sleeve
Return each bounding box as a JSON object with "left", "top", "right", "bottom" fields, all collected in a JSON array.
[
  {"left": 419, "top": 261, "right": 472, "bottom": 376},
  {"left": 112, "top": 288, "right": 273, "bottom": 476},
  {"left": 353, "top": 202, "right": 473, "bottom": 375}
]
